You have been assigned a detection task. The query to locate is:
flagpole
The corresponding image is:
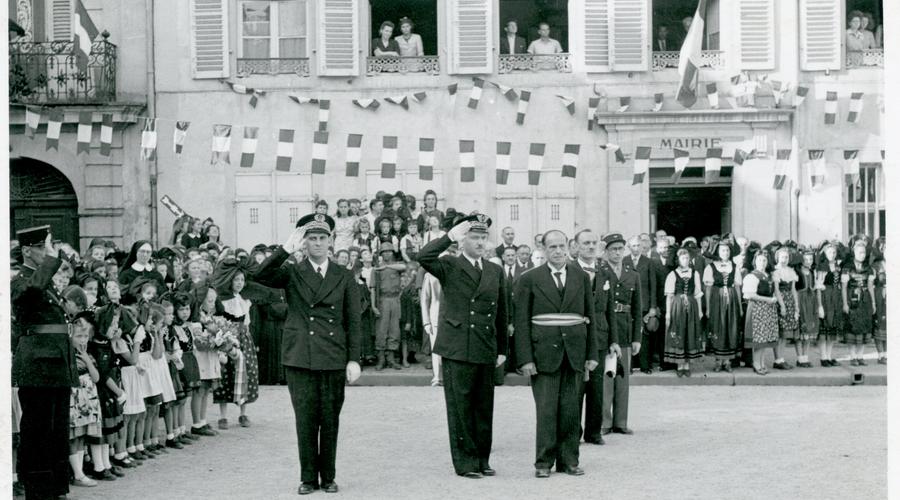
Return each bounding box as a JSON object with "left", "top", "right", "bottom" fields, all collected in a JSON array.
[{"left": 146, "top": 0, "right": 160, "bottom": 247}]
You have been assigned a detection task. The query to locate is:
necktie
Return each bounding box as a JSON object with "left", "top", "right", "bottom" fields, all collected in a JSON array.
[
  {"left": 316, "top": 266, "right": 325, "bottom": 280},
  {"left": 507, "top": 267, "right": 513, "bottom": 281},
  {"left": 474, "top": 260, "right": 482, "bottom": 273},
  {"left": 553, "top": 271, "right": 564, "bottom": 293}
]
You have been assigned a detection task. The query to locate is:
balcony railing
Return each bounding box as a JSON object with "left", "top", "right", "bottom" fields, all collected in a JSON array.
[
  {"left": 846, "top": 49, "right": 883, "bottom": 68},
  {"left": 9, "top": 38, "right": 117, "bottom": 104},
  {"left": 366, "top": 55, "right": 440, "bottom": 75},
  {"left": 651, "top": 50, "right": 725, "bottom": 71},
  {"left": 236, "top": 57, "right": 310, "bottom": 77},
  {"left": 498, "top": 53, "right": 572, "bottom": 73}
]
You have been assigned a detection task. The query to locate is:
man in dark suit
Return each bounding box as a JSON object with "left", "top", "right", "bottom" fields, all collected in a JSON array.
[
  {"left": 418, "top": 214, "right": 508, "bottom": 479},
  {"left": 500, "top": 246, "right": 520, "bottom": 374},
  {"left": 650, "top": 236, "right": 675, "bottom": 370},
  {"left": 251, "top": 213, "right": 361, "bottom": 495},
  {"left": 515, "top": 244, "right": 534, "bottom": 275},
  {"left": 500, "top": 20, "right": 528, "bottom": 54},
  {"left": 599, "top": 233, "right": 642, "bottom": 436},
  {"left": 494, "top": 226, "right": 517, "bottom": 258},
  {"left": 515, "top": 230, "right": 602, "bottom": 478},
  {"left": 624, "top": 235, "right": 658, "bottom": 374},
  {"left": 654, "top": 24, "right": 675, "bottom": 51}
]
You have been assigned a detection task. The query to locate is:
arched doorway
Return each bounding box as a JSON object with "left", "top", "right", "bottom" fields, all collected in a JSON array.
[{"left": 10, "top": 158, "right": 80, "bottom": 247}]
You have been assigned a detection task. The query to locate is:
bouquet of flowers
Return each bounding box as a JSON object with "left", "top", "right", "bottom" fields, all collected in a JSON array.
[{"left": 204, "top": 316, "right": 241, "bottom": 364}]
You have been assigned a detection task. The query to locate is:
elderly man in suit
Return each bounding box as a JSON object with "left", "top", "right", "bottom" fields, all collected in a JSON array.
[
  {"left": 651, "top": 236, "right": 675, "bottom": 370},
  {"left": 500, "top": 20, "right": 528, "bottom": 54},
  {"left": 494, "top": 226, "right": 517, "bottom": 258},
  {"left": 251, "top": 213, "right": 361, "bottom": 495},
  {"left": 418, "top": 214, "right": 508, "bottom": 479},
  {"left": 516, "top": 230, "right": 603, "bottom": 478},
  {"left": 625, "top": 235, "right": 658, "bottom": 374}
]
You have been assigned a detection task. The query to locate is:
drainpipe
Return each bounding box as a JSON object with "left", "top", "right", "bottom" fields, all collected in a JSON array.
[{"left": 146, "top": 0, "right": 159, "bottom": 247}]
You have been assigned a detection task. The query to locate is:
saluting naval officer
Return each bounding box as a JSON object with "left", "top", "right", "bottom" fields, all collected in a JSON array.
[
  {"left": 598, "top": 233, "right": 642, "bottom": 436},
  {"left": 515, "top": 230, "right": 600, "bottom": 478},
  {"left": 417, "top": 214, "right": 508, "bottom": 479},
  {"left": 251, "top": 213, "right": 361, "bottom": 495}
]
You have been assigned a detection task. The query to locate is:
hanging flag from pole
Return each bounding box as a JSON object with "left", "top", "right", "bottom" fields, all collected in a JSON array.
[
  {"left": 773, "top": 148, "right": 791, "bottom": 190},
  {"left": 353, "top": 98, "right": 380, "bottom": 110},
  {"left": 99, "top": 114, "right": 113, "bottom": 156},
  {"left": 140, "top": 118, "right": 157, "bottom": 161},
  {"left": 46, "top": 109, "right": 63, "bottom": 150},
  {"left": 495, "top": 142, "right": 511, "bottom": 185},
  {"left": 25, "top": 106, "right": 41, "bottom": 138},
  {"left": 310, "top": 131, "right": 327, "bottom": 174},
  {"left": 448, "top": 83, "right": 459, "bottom": 107},
  {"left": 385, "top": 95, "right": 410, "bottom": 110},
  {"left": 808, "top": 149, "right": 826, "bottom": 188},
  {"left": 77, "top": 112, "right": 93, "bottom": 154},
  {"left": 459, "top": 140, "right": 476, "bottom": 182},
  {"left": 843, "top": 150, "right": 860, "bottom": 185},
  {"left": 771, "top": 80, "right": 789, "bottom": 106},
  {"left": 793, "top": 86, "right": 809, "bottom": 107},
  {"left": 73, "top": 0, "right": 99, "bottom": 72},
  {"left": 527, "top": 143, "right": 546, "bottom": 186},
  {"left": 617, "top": 97, "right": 631, "bottom": 113},
  {"left": 652, "top": 93, "right": 664, "bottom": 112},
  {"left": 488, "top": 81, "right": 518, "bottom": 101},
  {"left": 588, "top": 97, "right": 600, "bottom": 130},
  {"left": 318, "top": 100, "right": 330, "bottom": 131},
  {"left": 706, "top": 83, "right": 719, "bottom": 109},
  {"left": 345, "top": 134, "right": 362, "bottom": 177},
  {"left": 240, "top": 127, "right": 259, "bottom": 168},
  {"left": 824, "top": 91, "right": 837, "bottom": 124},
  {"left": 672, "top": 148, "right": 690, "bottom": 183},
  {"left": 381, "top": 136, "right": 398, "bottom": 178},
  {"left": 516, "top": 90, "right": 531, "bottom": 125},
  {"left": 733, "top": 148, "right": 749, "bottom": 167},
  {"left": 174, "top": 121, "right": 190, "bottom": 156},
  {"left": 561, "top": 144, "right": 580, "bottom": 178},
  {"left": 411, "top": 91, "right": 428, "bottom": 103},
  {"left": 556, "top": 94, "right": 576, "bottom": 115},
  {"left": 288, "top": 94, "right": 318, "bottom": 105},
  {"left": 468, "top": 78, "right": 485, "bottom": 109},
  {"left": 632, "top": 146, "right": 651, "bottom": 184},
  {"left": 210, "top": 124, "right": 232, "bottom": 167},
  {"left": 704, "top": 147, "right": 722, "bottom": 183},
  {"left": 418, "top": 138, "right": 435, "bottom": 180},
  {"left": 601, "top": 143, "right": 626, "bottom": 163},
  {"left": 675, "top": 0, "right": 708, "bottom": 108},
  {"left": 847, "top": 92, "right": 864, "bottom": 123}
]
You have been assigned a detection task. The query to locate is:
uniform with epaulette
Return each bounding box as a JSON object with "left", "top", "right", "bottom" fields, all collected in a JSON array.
[{"left": 12, "top": 226, "right": 79, "bottom": 500}]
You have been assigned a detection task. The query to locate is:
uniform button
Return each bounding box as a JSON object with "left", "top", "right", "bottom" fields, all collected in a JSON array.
[
  {"left": 471, "top": 299, "right": 475, "bottom": 303},
  {"left": 329, "top": 332, "right": 333, "bottom": 336},
  {"left": 470, "top": 324, "right": 475, "bottom": 328},
  {"left": 329, "top": 319, "right": 334, "bottom": 323},
  {"left": 331, "top": 306, "right": 335, "bottom": 309},
  {"left": 470, "top": 311, "right": 474, "bottom": 315},
  {"left": 309, "top": 331, "right": 314, "bottom": 335},
  {"left": 562, "top": 333, "right": 567, "bottom": 337}
]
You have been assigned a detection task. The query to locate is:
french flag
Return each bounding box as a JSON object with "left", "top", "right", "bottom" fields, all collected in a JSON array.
[
  {"left": 676, "top": 0, "right": 707, "bottom": 108},
  {"left": 73, "top": 0, "right": 99, "bottom": 72}
]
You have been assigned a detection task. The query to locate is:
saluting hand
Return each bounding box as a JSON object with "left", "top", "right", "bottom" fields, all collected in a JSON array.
[
  {"left": 447, "top": 221, "right": 472, "bottom": 242},
  {"left": 44, "top": 232, "right": 59, "bottom": 259}
]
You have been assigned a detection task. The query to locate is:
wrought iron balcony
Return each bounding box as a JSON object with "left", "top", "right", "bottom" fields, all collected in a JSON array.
[
  {"left": 9, "top": 38, "right": 117, "bottom": 104},
  {"left": 236, "top": 57, "right": 310, "bottom": 77},
  {"left": 846, "top": 49, "right": 883, "bottom": 68},
  {"left": 366, "top": 55, "right": 440, "bottom": 75},
  {"left": 498, "top": 53, "right": 572, "bottom": 73},
  {"left": 651, "top": 50, "right": 725, "bottom": 71}
]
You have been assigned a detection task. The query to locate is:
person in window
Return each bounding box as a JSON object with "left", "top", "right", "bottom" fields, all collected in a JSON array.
[
  {"left": 846, "top": 11, "right": 866, "bottom": 52},
  {"left": 654, "top": 24, "right": 674, "bottom": 52},
  {"left": 500, "top": 20, "right": 527, "bottom": 55},
  {"left": 373, "top": 21, "right": 401, "bottom": 57},
  {"left": 860, "top": 13, "right": 876, "bottom": 49},
  {"left": 527, "top": 22, "right": 563, "bottom": 55},
  {"left": 395, "top": 17, "right": 424, "bottom": 57}
]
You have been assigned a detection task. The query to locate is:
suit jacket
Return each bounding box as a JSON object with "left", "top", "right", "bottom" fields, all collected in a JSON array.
[
  {"left": 600, "top": 261, "right": 643, "bottom": 345},
  {"left": 500, "top": 35, "right": 527, "bottom": 54},
  {"left": 650, "top": 251, "right": 675, "bottom": 314},
  {"left": 495, "top": 243, "right": 518, "bottom": 259},
  {"left": 417, "top": 235, "right": 508, "bottom": 365},
  {"left": 514, "top": 263, "right": 599, "bottom": 373},
  {"left": 251, "top": 248, "right": 361, "bottom": 370},
  {"left": 654, "top": 36, "right": 675, "bottom": 52},
  {"left": 624, "top": 254, "right": 657, "bottom": 313}
]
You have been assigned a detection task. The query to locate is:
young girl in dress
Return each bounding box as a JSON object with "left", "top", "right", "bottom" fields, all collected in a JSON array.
[
  {"left": 191, "top": 287, "right": 222, "bottom": 436},
  {"left": 68, "top": 314, "right": 103, "bottom": 487},
  {"left": 816, "top": 243, "right": 843, "bottom": 366},
  {"left": 664, "top": 249, "right": 704, "bottom": 377},
  {"left": 161, "top": 298, "right": 189, "bottom": 449},
  {"left": 842, "top": 239, "right": 876, "bottom": 366},
  {"left": 87, "top": 307, "right": 127, "bottom": 480},
  {"left": 376, "top": 218, "right": 399, "bottom": 262},
  {"left": 400, "top": 222, "right": 422, "bottom": 263},
  {"left": 743, "top": 251, "right": 780, "bottom": 375},
  {"left": 171, "top": 293, "right": 202, "bottom": 442},
  {"left": 703, "top": 242, "right": 742, "bottom": 372},
  {"left": 353, "top": 218, "right": 377, "bottom": 254},
  {"left": 873, "top": 254, "right": 887, "bottom": 364},
  {"left": 132, "top": 290, "right": 171, "bottom": 457},
  {"left": 794, "top": 249, "right": 820, "bottom": 368},
  {"left": 772, "top": 247, "right": 800, "bottom": 370},
  {"left": 359, "top": 247, "right": 377, "bottom": 365}
]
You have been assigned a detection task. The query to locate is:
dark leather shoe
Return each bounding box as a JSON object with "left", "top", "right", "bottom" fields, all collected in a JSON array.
[
  {"left": 640, "top": 368, "right": 653, "bottom": 374},
  {"left": 535, "top": 468, "right": 551, "bottom": 478},
  {"left": 600, "top": 428, "right": 612, "bottom": 436},
  {"left": 613, "top": 427, "right": 634, "bottom": 435},
  {"left": 322, "top": 482, "right": 339, "bottom": 493},
  {"left": 297, "top": 483, "right": 316, "bottom": 495},
  {"left": 585, "top": 436, "right": 605, "bottom": 445},
  {"left": 481, "top": 468, "right": 496, "bottom": 476},
  {"left": 462, "top": 472, "right": 483, "bottom": 479},
  {"left": 773, "top": 362, "right": 793, "bottom": 370},
  {"left": 561, "top": 466, "right": 585, "bottom": 476}
]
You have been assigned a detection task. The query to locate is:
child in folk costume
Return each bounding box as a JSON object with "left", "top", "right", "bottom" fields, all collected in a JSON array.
[
  {"left": 873, "top": 253, "right": 887, "bottom": 364},
  {"left": 171, "top": 292, "right": 203, "bottom": 441},
  {"left": 86, "top": 307, "right": 128, "bottom": 480},
  {"left": 703, "top": 242, "right": 742, "bottom": 372},
  {"left": 816, "top": 242, "right": 844, "bottom": 366},
  {"left": 743, "top": 251, "right": 780, "bottom": 375},
  {"left": 137, "top": 299, "right": 176, "bottom": 457},
  {"left": 772, "top": 247, "right": 800, "bottom": 370},
  {"left": 160, "top": 298, "right": 190, "bottom": 449},
  {"left": 794, "top": 249, "right": 820, "bottom": 368},
  {"left": 842, "top": 238, "right": 876, "bottom": 366},
  {"left": 192, "top": 287, "right": 223, "bottom": 435},
  {"left": 68, "top": 315, "right": 103, "bottom": 487},
  {"left": 664, "top": 249, "right": 705, "bottom": 377},
  {"left": 400, "top": 222, "right": 422, "bottom": 263}
]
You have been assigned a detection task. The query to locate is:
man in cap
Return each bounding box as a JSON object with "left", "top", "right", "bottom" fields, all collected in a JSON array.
[
  {"left": 250, "top": 213, "right": 361, "bottom": 495},
  {"left": 417, "top": 214, "right": 508, "bottom": 479},
  {"left": 598, "top": 233, "right": 641, "bottom": 436},
  {"left": 12, "top": 226, "right": 79, "bottom": 500}
]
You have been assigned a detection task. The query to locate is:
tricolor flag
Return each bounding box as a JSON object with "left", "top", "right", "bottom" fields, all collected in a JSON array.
[
  {"left": 419, "top": 138, "right": 435, "bottom": 180},
  {"left": 173, "top": 121, "right": 190, "bottom": 156},
  {"left": 652, "top": 93, "right": 664, "bottom": 112},
  {"left": 489, "top": 81, "right": 517, "bottom": 101},
  {"left": 561, "top": 144, "right": 580, "bottom": 178},
  {"left": 843, "top": 150, "right": 860, "bottom": 185},
  {"left": 353, "top": 98, "right": 380, "bottom": 110},
  {"left": 73, "top": 0, "right": 98, "bottom": 72},
  {"left": 773, "top": 148, "right": 792, "bottom": 190},
  {"left": 140, "top": 118, "right": 157, "bottom": 161},
  {"left": 225, "top": 82, "right": 264, "bottom": 108},
  {"left": 25, "top": 106, "right": 41, "bottom": 138},
  {"left": 468, "top": 78, "right": 485, "bottom": 109},
  {"left": 617, "top": 97, "right": 631, "bottom": 113},
  {"left": 847, "top": 92, "right": 864, "bottom": 123},
  {"left": 381, "top": 136, "right": 398, "bottom": 178},
  {"left": 345, "top": 134, "right": 362, "bottom": 177},
  {"left": 527, "top": 143, "right": 546, "bottom": 186},
  {"left": 557, "top": 94, "right": 576, "bottom": 115},
  {"left": 793, "top": 86, "right": 809, "bottom": 107},
  {"left": 675, "top": 0, "right": 708, "bottom": 108},
  {"left": 385, "top": 95, "right": 410, "bottom": 110},
  {"left": 516, "top": 90, "right": 531, "bottom": 125},
  {"left": 411, "top": 91, "right": 428, "bottom": 103},
  {"left": 730, "top": 74, "right": 741, "bottom": 85},
  {"left": 824, "top": 91, "right": 837, "bottom": 124},
  {"left": 733, "top": 148, "right": 749, "bottom": 167},
  {"left": 771, "top": 80, "right": 788, "bottom": 106},
  {"left": 448, "top": 83, "right": 459, "bottom": 107},
  {"left": 318, "top": 100, "right": 330, "bottom": 131},
  {"left": 310, "top": 131, "right": 327, "bottom": 174},
  {"left": 808, "top": 149, "right": 826, "bottom": 188},
  {"left": 99, "top": 114, "right": 113, "bottom": 156},
  {"left": 632, "top": 146, "right": 651, "bottom": 185},
  {"left": 240, "top": 127, "right": 259, "bottom": 168},
  {"left": 459, "top": 140, "right": 476, "bottom": 182},
  {"left": 77, "top": 112, "right": 92, "bottom": 154},
  {"left": 671, "top": 148, "right": 690, "bottom": 183},
  {"left": 288, "top": 94, "right": 318, "bottom": 105},
  {"left": 160, "top": 195, "right": 186, "bottom": 218},
  {"left": 46, "top": 109, "right": 63, "bottom": 150},
  {"left": 706, "top": 83, "right": 719, "bottom": 109},
  {"left": 588, "top": 97, "right": 600, "bottom": 130},
  {"left": 704, "top": 147, "right": 722, "bottom": 183},
  {"left": 495, "top": 142, "right": 511, "bottom": 185},
  {"left": 601, "top": 143, "right": 626, "bottom": 163},
  {"left": 210, "top": 124, "right": 232, "bottom": 166}
]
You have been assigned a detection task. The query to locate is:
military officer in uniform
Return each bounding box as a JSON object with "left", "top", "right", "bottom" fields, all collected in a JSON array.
[
  {"left": 417, "top": 214, "right": 508, "bottom": 479},
  {"left": 599, "top": 233, "right": 642, "bottom": 436},
  {"left": 12, "top": 226, "right": 79, "bottom": 500},
  {"left": 251, "top": 213, "right": 361, "bottom": 495}
]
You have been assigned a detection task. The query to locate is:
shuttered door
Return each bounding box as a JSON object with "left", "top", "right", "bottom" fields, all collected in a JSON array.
[
  {"left": 738, "top": 0, "right": 774, "bottom": 69},
  {"left": 583, "top": 0, "right": 611, "bottom": 72},
  {"left": 799, "top": 0, "right": 842, "bottom": 71},
  {"left": 610, "top": 0, "right": 648, "bottom": 71},
  {"left": 317, "top": 0, "right": 359, "bottom": 76},
  {"left": 48, "top": 0, "right": 73, "bottom": 41},
  {"left": 190, "top": 0, "right": 230, "bottom": 79},
  {"left": 448, "top": 0, "right": 493, "bottom": 74}
]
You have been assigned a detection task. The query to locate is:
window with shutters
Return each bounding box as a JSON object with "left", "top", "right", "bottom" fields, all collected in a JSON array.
[
  {"left": 236, "top": 1, "right": 310, "bottom": 76},
  {"left": 497, "top": 0, "right": 571, "bottom": 73},
  {"left": 46, "top": 0, "right": 73, "bottom": 41},
  {"left": 844, "top": 0, "right": 884, "bottom": 67},
  {"left": 736, "top": 0, "right": 774, "bottom": 70},
  {"left": 190, "top": 0, "right": 230, "bottom": 79},
  {"left": 846, "top": 164, "right": 885, "bottom": 238},
  {"left": 317, "top": 0, "right": 360, "bottom": 76},
  {"left": 447, "top": 0, "right": 493, "bottom": 74},
  {"left": 800, "top": 0, "right": 883, "bottom": 70},
  {"left": 367, "top": 0, "right": 440, "bottom": 74},
  {"left": 576, "top": 0, "right": 655, "bottom": 72},
  {"left": 649, "top": 0, "right": 724, "bottom": 70}
]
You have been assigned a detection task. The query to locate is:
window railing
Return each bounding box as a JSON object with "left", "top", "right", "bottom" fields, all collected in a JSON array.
[
  {"left": 846, "top": 49, "right": 883, "bottom": 68},
  {"left": 236, "top": 58, "right": 310, "bottom": 77},
  {"left": 9, "top": 37, "right": 117, "bottom": 104},
  {"left": 651, "top": 50, "right": 725, "bottom": 71},
  {"left": 498, "top": 53, "right": 572, "bottom": 73},
  {"left": 366, "top": 56, "right": 440, "bottom": 75}
]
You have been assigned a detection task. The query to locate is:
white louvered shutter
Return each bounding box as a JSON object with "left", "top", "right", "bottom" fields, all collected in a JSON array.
[
  {"left": 799, "top": 0, "right": 842, "bottom": 71},
  {"left": 583, "top": 0, "right": 611, "bottom": 72},
  {"left": 610, "top": 0, "right": 649, "bottom": 71},
  {"left": 448, "top": 0, "right": 493, "bottom": 74},
  {"left": 738, "top": 0, "right": 774, "bottom": 69},
  {"left": 190, "top": 0, "right": 229, "bottom": 79},
  {"left": 48, "top": 0, "right": 73, "bottom": 41},
  {"left": 317, "top": 0, "right": 359, "bottom": 76}
]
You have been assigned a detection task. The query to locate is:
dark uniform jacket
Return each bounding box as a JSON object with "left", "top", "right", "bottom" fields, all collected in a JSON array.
[
  {"left": 251, "top": 248, "right": 361, "bottom": 371},
  {"left": 417, "top": 235, "right": 508, "bottom": 365},
  {"left": 592, "top": 265, "right": 615, "bottom": 352},
  {"left": 11, "top": 256, "right": 78, "bottom": 388},
  {"left": 514, "top": 263, "right": 599, "bottom": 373},
  {"left": 624, "top": 254, "right": 657, "bottom": 313},
  {"left": 600, "top": 261, "right": 643, "bottom": 345}
]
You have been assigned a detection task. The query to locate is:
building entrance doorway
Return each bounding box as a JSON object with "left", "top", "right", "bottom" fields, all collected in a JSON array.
[
  {"left": 10, "top": 158, "right": 80, "bottom": 246},
  {"left": 651, "top": 186, "right": 731, "bottom": 242}
]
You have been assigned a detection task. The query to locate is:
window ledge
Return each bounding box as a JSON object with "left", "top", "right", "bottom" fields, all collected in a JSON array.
[
  {"left": 366, "top": 56, "right": 440, "bottom": 76},
  {"left": 498, "top": 53, "right": 573, "bottom": 74},
  {"left": 846, "top": 49, "right": 883, "bottom": 68},
  {"left": 651, "top": 50, "right": 725, "bottom": 71},
  {"left": 236, "top": 58, "right": 310, "bottom": 77}
]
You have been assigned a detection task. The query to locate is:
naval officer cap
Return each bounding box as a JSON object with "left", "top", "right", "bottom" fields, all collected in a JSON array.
[
  {"left": 16, "top": 225, "right": 51, "bottom": 247},
  {"left": 296, "top": 213, "right": 336, "bottom": 235},
  {"left": 602, "top": 233, "right": 626, "bottom": 247},
  {"left": 458, "top": 213, "right": 492, "bottom": 234}
]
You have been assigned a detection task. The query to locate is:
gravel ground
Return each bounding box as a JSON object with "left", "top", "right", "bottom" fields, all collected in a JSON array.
[{"left": 69, "top": 385, "right": 886, "bottom": 500}]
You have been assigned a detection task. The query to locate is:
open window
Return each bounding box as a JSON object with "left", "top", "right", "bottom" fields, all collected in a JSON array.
[
  {"left": 498, "top": 0, "right": 571, "bottom": 73},
  {"left": 236, "top": 0, "right": 310, "bottom": 76},
  {"left": 800, "top": 0, "right": 883, "bottom": 70},
  {"left": 367, "top": 0, "right": 440, "bottom": 75},
  {"left": 651, "top": 0, "right": 723, "bottom": 70},
  {"left": 844, "top": 0, "right": 884, "bottom": 67}
]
